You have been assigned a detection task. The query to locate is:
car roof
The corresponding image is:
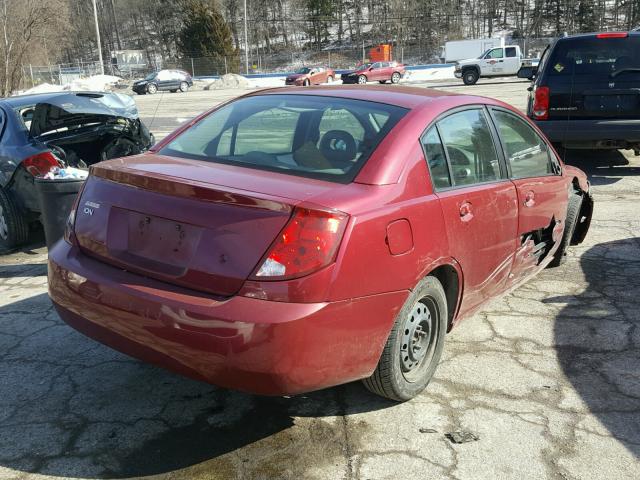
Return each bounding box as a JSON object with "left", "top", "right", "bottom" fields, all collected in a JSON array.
[
  {"left": 248, "top": 85, "right": 465, "bottom": 109},
  {"left": 557, "top": 31, "right": 640, "bottom": 41}
]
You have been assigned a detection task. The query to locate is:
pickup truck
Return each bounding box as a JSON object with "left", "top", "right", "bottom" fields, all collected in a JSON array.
[{"left": 454, "top": 45, "right": 528, "bottom": 85}]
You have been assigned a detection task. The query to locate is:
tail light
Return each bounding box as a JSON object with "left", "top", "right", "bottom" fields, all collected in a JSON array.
[
  {"left": 251, "top": 207, "right": 348, "bottom": 280},
  {"left": 22, "top": 151, "right": 61, "bottom": 176},
  {"left": 532, "top": 86, "right": 550, "bottom": 120}
]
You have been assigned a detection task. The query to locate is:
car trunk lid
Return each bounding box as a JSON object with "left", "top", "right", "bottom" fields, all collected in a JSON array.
[{"left": 73, "top": 155, "right": 332, "bottom": 297}]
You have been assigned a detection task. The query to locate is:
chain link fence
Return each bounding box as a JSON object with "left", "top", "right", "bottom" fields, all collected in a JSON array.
[{"left": 20, "top": 38, "right": 555, "bottom": 91}]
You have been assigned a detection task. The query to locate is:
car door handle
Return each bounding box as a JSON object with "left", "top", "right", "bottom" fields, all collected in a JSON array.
[
  {"left": 524, "top": 191, "right": 535, "bottom": 207},
  {"left": 459, "top": 202, "right": 473, "bottom": 222},
  {"left": 498, "top": 60, "right": 504, "bottom": 63}
]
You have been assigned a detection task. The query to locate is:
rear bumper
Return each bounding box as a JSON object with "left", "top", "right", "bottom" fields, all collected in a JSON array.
[
  {"left": 535, "top": 118, "right": 640, "bottom": 145},
  {"left": 48, "top": 241, "right": 406, "bottom": 395}
]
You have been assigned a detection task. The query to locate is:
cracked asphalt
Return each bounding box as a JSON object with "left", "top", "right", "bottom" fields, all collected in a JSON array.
[{"left": 1, "top": 80, "right": 639, "bottom": 479}]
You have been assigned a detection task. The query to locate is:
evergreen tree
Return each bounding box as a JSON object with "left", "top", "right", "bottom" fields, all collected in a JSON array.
[
  {"left": 178, "top": 0, "right": 238, "bottom": 70},
  {"left": 576, "top": 1, "right": 598, "bottom": 33}
]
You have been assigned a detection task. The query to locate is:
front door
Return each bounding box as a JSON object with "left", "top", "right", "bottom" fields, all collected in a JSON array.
[
  {"left": 489, "top": 107, "right": 567, "bottom": 283},
  {"left": 424, "top": 108, "right": 519, "bottom": 316},
  {"left": 481, "top": 48, "right": 505, "bottom": 76}
]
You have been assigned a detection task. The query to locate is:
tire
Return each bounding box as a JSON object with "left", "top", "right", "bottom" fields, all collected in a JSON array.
[
  {"left": 362, "top": 276, "right": 448, "bottom": 401},
  {"left": 179, "top": 81, "right": 189, "bottom": 92},
  {"left": 462, "top": 69, "right": 479, "bottom": 85},
  {"left": 357, "top": 74, "right": 367, "bottom": 85},
  {"left": 0, "top": 187, "right": 29, "bottom": 251},
  {"left": 326, "top": 76, "right": 334, "bottom": 84},
  {"left": 391, "top": 72, "right": 401, "bottom": 84},
  {"left": 302, "top": 79, "right": 310, "bottom": 86},
  {"left": 548, "top": 190, "right": 583, "bottom": 268},
  {"left": 146, "top": 83, "right": 157, "bottom": 94}
]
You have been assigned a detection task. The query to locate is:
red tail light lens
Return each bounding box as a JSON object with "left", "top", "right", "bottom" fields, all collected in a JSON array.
[
  {"left": 596, "top": 32, "right": 628, "bottom": 39},
  {"left": 251, "top": 207, "right": 348, "bottom": 279},
  {"left": 22, "top": 151, "right": 61, "bottom": 176},
  {"left": 532, "top": 86, "right": 550, "bottom": 120}
]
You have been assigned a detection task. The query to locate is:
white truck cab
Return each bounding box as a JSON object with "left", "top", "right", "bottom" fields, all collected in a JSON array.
[{"left": 454, "top": 45, "right": 523, "bottom": 85}]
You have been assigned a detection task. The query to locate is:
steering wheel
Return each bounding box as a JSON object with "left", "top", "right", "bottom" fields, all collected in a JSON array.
[{"left": 319, "top": 130, "right": 356, "bottom": 165}]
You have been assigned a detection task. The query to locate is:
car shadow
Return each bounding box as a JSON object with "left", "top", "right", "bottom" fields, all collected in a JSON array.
[
  {"left": 560, "top": 148, "right": 640, "bottom": 186},
  {"left": 0, "top": 293, "right": 395, "bottom": 478},
  {"left": 549, "top": 238, "right": 640, "bottom": 459}
]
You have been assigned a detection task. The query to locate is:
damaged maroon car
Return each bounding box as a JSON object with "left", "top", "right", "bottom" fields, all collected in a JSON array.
[{"left": 48, "top": 86, "right": 592, "bottom": 401}]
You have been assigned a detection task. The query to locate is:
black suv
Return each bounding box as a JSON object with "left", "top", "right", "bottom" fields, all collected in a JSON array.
[
  {"left": 519, "top": 32, "right": 640, "bottom": 153},
  {"left": 132, "top": 69, "right": 193, "bottom": 95}
]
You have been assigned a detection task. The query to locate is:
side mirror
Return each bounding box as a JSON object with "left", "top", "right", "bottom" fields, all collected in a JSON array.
[
  {"left": 368, "top": 66, "right": 374, "bottom": 71},
  {"left": 517, "top": 66, "right": 537, "bottom": 80}
]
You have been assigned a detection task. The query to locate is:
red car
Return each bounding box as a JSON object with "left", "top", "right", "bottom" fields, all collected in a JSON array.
[
  {"left": 341, "top": 61, "right": 406, "bottom": 84},
  {"left": 285, "top": 66, "right": 335, "bottom": 86},
  {"left": 48, "top": 86, "right": 593, "bottom": 401}
]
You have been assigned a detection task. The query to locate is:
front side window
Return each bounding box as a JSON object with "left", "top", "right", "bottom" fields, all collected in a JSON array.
[
  {"left": 436, "top": 109, "right": 502, "bottom": 186},
  {"left": 160, "top": 95, "right": 408, "bottom": 183},
  {"left": 492, "top": 109, "right": 553, "bottom": 178},
  {"left": 486, "top": 48, "right": 504, "bottom": 59}
]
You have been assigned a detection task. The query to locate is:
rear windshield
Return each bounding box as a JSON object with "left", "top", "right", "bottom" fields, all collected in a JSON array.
[
  {"left": 549, "top": 37, "right": 640, "bottom": 78},
  {"left": 159, "top": 94, "right": 408, "bottom": 183}
]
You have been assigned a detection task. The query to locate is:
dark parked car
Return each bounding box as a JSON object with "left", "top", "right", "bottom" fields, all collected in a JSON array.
[
  {"left": 49, "top": 86, "right": 592, "bottom": 402},
  {"left": 341, "top": 61, "right": 406, "bottom": 84},
  {"left": 519, "top": 31, "right": 640, "bottom": 152},
  {"left": 0, "top": 92, "right": 154, "bottom": 250},
  {"left": 285, "top": 66, "right": 335, "bottom": 86},
  {"left": 132, "top": 69, "right": 193, "bottom": 95}
]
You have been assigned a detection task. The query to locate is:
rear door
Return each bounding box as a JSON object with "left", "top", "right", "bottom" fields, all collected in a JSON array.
[
  {"left": 489, "top": 107, "right": 567, "bottom": 282},
  {"left": 422, "top": 107, "right": 519, "bottom": 316},
  {"left": 503, "top": 47, "right": 520, "bottom": 74},
  {"left": 544, "top": 34, "right": 640, "bottom": 121}
]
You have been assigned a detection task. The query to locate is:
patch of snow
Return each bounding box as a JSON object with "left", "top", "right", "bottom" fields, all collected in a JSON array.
[
  {"left": 204, "top": 73, "right": 250, "bottom": 90},
  {"left": 404, "top": 66, "right": 456, "bottom": 82},
  {"left": 15, "top": 74, "right": 123, "bottom": 96}
]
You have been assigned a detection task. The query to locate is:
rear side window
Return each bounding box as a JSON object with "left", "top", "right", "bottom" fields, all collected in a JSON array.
[
  {"left": 435, "top": 109, "right": 502, "bottom": 186},
  {"left": 421, "top": 127, "right": 450, "bottom": 189},
  {"left": 492, "top": 110, "right": 552, "bottom": 178},
  {"left": 548, "top": 37, "right": 640, "bottom": 78},
  {"left": 506, "top": 47, "right": 517, "bottom": 58},
  {"left": 160, "top": 95, "right": 408, "bottom": 183}
]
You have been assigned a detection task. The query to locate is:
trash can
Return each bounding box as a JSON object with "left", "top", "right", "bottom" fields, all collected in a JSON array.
[{"left": 35, "top": 177, "right": 85, "bottom": 249}]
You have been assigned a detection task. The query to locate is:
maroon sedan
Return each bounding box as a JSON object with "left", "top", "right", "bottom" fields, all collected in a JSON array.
[
  {"left": 285, "top": 66, "right": 335, "bottom": 86},
  {"left": 48, "top": 86, "right": 593, "bottom": 401},
  {"left": 341, "top": 61, "right": 406, "bottom": 84}
]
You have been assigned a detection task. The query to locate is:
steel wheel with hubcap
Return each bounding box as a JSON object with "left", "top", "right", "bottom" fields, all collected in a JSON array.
[
  {"left": 362, "top": 275, "right": 448, "bottom": 401},
  {"left": 146, "top": 83, "right": 157, "bottom": 94},
  {"left": 357, "top": 74, "right": 367, "bottom": 85},
  {"left": 391, "top": 72, "right": 401, "bottom": 84}
]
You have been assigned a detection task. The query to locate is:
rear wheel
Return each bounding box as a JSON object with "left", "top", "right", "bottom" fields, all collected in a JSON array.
[
  {"left": 146, "top": 83, "right": 157, "bottom": 94},
  {"left": 0, "top": 187, "right": 29, "bottom": 251},
  {"left": 548, "top": 190, "right": 583, "bottom": 268},
  {"left": 462, "top": 69, "right": 479, "bottom": 85},
  {"left": 303, "top": 79, "right": 310, "bottom": 86},
  {"left": 362, "top": 276, "right": 447, "bottom": 401},
  {"left": 357, "top": 74, "right": 367, "bottom": 85},
  {"left": 391, "top": 72, "right": 401, "bottom": 84},
  {"left": 179, "top": 81, "right": 189, "bottom": 92}
]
